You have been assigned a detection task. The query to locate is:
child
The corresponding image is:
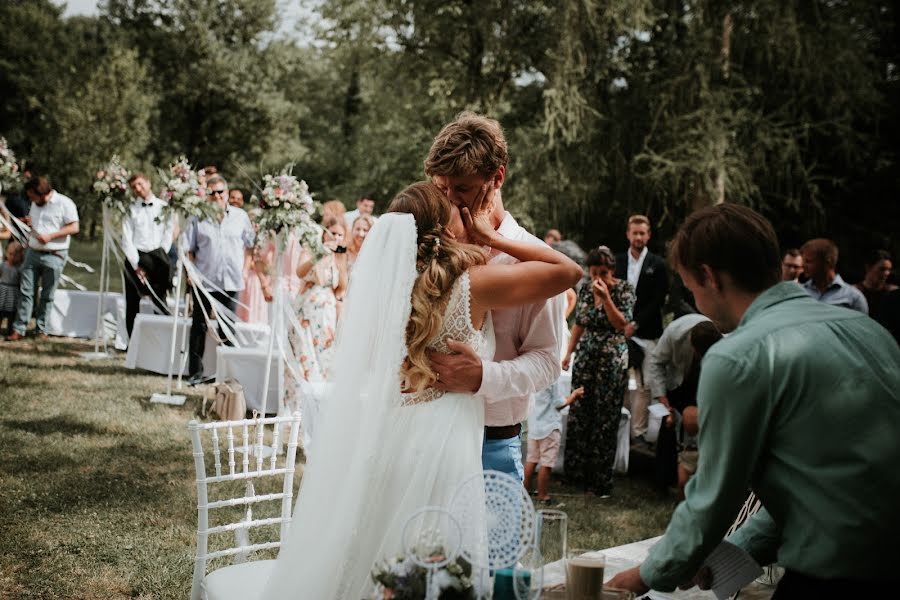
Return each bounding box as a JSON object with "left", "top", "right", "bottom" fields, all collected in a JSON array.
[
  {"left": 524, "top": 383, "right": 584, "bottom": 505},
  {"left": 0, "top": 240, "right": 25, "bottom": 334}
]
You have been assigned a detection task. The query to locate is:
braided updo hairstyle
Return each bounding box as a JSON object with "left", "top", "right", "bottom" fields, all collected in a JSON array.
[{"left": 387, "top": 181, "right": 486, "bottom": 392}]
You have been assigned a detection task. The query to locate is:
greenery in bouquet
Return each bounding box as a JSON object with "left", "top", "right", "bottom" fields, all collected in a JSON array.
[
  {"left": 159, "top": 156, "right": 219, "bottom": 223},
  {"left": 92, "top": 155, "right": 132, "bottom": 215},
  {"left": 0, "top": 136, "right": 21, "bottom": 192},
  {"left": 251, "top": 170, "right": 327, "bottom": 258},
  {"left": 370, "top": 553, "right": 475, "bottom": 600}
]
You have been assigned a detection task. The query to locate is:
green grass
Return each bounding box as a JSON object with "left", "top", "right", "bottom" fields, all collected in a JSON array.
[
  {"left": 63, "top": 237, "right": 125, "bottom": 294},
  {"left": 0, "top": 337, "right": 674, "bottom": 598}
]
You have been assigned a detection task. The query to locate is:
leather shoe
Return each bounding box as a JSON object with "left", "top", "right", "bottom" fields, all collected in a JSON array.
[{"left": 5, "top": 331, "right": 24, "bottom": 342}]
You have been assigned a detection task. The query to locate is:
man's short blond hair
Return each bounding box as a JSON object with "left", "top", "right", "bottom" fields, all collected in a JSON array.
[
  {"left": 424, "top": 112, "right": 509, "bottom": 178},
  {"left": 627, "top": 214, "right": 651, "bottom": 229}
]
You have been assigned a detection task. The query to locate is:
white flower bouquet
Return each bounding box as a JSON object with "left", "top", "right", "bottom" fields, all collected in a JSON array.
[
  {"left": 92, "top": 155, "right": 132, "bottom": 215},
  {"left": 0, "top": 137, "right": 21, "bottom": 192},
  {"left": 251, "top": 170, "right": 327, "bottom": 258},
  {"left": 159, "top": 157, "right": 218, "bottom": 222}
]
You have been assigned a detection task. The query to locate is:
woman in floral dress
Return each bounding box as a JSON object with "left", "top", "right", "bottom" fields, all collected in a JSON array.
[
  {"left": 562, "top": 246, "right": 635, "bottom": 497},
  {"left": 284, "top": 217, "right": 349, "bottom": 413}
]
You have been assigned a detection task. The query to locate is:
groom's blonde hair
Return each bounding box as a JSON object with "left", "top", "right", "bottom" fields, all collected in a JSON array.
[
  {"left": 424, "top": 112, "right": 509, "bottom": 178},
  {"left": 387, "top": 182, "right": 486, "bottom": 392}
]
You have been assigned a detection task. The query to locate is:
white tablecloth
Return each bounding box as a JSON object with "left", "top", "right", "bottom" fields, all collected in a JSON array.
[
  {"left": 542, "top": 537, "right": 773, "bottom": 600},
  {"left": 47, "top": 290, "right": 128, "bottom": 350},
  {"left": 124, "top": 313, "right": 269, "bottom": 378},
  {"left": 215, "top": 347, "right": 283, "bottom": 415}
]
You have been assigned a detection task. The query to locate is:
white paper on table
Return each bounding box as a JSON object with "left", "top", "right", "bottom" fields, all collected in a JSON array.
[{"left": 700, "top": 540, "right": 763, "bottom": 600}]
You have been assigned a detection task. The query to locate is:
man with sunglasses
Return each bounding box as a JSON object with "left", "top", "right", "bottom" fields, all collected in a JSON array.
[{"left": 184, "top": 174, "right": 254, "bottom": 385}]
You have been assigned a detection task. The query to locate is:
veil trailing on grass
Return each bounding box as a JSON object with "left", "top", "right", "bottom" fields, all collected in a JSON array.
[{"left": 261, "top": 212, "right": 421, "bottom": 598}]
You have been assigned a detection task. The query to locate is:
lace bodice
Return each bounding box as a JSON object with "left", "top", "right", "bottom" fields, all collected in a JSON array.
[{"left": 400, "top": 271, "right": 491, "bottom": 406}]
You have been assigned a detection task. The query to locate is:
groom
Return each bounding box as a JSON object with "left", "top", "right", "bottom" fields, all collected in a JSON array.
[{"left": 425, "top": 112, "right": 568, "bottom": 481}]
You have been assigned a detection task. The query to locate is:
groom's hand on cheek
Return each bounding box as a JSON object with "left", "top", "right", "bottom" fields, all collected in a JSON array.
[{"left": 428, "top": 339, "right": 483, "bottom": 393}]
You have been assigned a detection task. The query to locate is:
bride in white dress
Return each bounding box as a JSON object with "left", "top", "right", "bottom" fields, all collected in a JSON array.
[{"left": 261, "top": 182, "right": 581, "bottom": 599}]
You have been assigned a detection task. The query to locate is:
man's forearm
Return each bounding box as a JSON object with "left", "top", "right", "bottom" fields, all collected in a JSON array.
[{"left": 477, "top": 348, "right": 560, "bottom": 404}]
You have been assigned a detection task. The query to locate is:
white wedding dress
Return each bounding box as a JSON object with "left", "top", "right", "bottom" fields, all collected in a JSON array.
[{"left": 261, "top": 214, "right": 493, "bottom": 599}]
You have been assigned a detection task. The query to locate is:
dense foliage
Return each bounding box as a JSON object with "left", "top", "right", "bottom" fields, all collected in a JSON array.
[{"left": 1, "top": 0, "right": 897, "bottom": 276}]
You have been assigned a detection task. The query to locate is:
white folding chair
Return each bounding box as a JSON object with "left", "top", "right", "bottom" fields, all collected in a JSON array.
[{"left": 188, "top": 413, "right": 301, "bottom": 600}]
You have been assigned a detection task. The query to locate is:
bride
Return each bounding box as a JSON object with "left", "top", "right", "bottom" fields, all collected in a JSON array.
[{"left": 261, "top": 181, "right": 581, "bottom": 599}]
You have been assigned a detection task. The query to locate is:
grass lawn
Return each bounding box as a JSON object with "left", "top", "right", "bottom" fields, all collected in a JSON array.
[{"left": 0, "top": 336, "right": 675, "bottom": 598}]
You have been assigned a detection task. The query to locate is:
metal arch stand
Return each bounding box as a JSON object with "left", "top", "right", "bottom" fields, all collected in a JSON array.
[
  {"left": 151, "top": 214, "right": 187, "bottom": 406},
  {"left": 79, "top": 204, "right": 112, "bottom": 360}
]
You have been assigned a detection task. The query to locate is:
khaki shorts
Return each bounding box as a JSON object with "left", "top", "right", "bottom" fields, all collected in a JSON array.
[
  {"left": 526, "top": 430, "right": 561, "bottom": 468},
  {"left": 679, "top": 449, "right": 699, "bottom": 475}
]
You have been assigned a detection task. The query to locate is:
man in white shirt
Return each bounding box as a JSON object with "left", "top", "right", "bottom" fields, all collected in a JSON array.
[
  {"left": 343, "top": 194, "right": 377, "bottom": 230},
  {"left": 425, "top": 112, "right": 567, "bottom": 480},
  {"left": 184, "top": 175, "right": 254, "bottom": 384},
  {"left": 7, "top": 176, "right": 79, "bottom": 341},
  {"left": 122, "top": 174, "right": 174, "bottom": 338}
]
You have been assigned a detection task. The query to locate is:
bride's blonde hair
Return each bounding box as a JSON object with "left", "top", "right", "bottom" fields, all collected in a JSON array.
[{"left": 387, "top": 182, "right": 486, "bottom": 392}]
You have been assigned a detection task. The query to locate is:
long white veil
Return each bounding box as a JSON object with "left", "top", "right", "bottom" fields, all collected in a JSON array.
[{"left": 262, "top": 213, "right": 419, "bottom": 598}]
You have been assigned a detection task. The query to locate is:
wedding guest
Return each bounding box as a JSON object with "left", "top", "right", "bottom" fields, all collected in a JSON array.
[
  {"left": 544, "top": 228, "right": 562, "bottom": 245},
  {"left": 121, "top": 173, "right": 174, "bottom": 338},
  {"left": 855, "top": 249, "right": 896, "bottom": 324},
  {"left": 7, "top": 176, "right": 79, "bottom": 342},
  {"left": 781, "top": 248, "right": 803, "bottom": 282},
  {"left": 801, "top": 238, "right": 868, "bottom": 313},
  {"left": 321, "top": 200, "right": 346, "bottom": 223},
  {"left": 615, "top": 214, "right": 668, "bottom": 442},
  {"left": 524, "top": 384, "right": 583, "bottom": 506},
  {"left": 608, "top": 204, "right": 900, "bottom": 598},
  {"left": 343, "top": 193, "right": 376, "bottom": 231},
  {"left": 237, "top": 236, "right": 274, "bottom": 324},
  {"left": 425, "top": 111, "right": 567, "bottom": 481},
  {"left": 228, "top": 189, "right": 245, "bottom": 209},
  {"left": 346, "top": 214, "right": 374, "bottom": 271},
  {"left": 562, "top": 246, "right": 635, "bottom": 497},
  {"left": 290, "top": 216, "right": 348, "bottom": 380},
  {"left": 184, "top": 175, "right": 254, "bottom": 384},
  {"left": 0, "top": 240, "right": 25, "bottom": 334}
]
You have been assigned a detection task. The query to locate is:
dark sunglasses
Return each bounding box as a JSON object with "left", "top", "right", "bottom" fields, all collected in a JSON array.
[{"left": 208, "top": 189, "right": 227, "bottom": 196}]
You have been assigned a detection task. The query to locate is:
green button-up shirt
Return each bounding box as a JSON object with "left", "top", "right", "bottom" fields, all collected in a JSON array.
[{"left": 641, "top": 282, "right": 900, "bottom": 590}]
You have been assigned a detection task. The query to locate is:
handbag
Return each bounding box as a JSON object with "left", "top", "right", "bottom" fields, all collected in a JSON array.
[{"left": 203, "top": 378, "right": 247, "bottom": 421}]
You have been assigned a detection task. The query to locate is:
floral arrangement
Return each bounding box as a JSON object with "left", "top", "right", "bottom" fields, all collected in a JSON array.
[
  {"left": 0, "top": 136, "right": 21, "bottom": 192},
  {"left": 251, "top": 169, "right": 327, "bottom": 258},
  {"left": 159, "top": 156, "right": 218, "bottom": 222},
  {"left": 92, "top": 155, "right": 132, "bottom": 215},
  {"left": 370, "top": 553, "right": 475, "bottom": 600}
]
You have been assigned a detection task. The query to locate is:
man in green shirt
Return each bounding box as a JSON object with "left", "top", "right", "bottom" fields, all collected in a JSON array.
[{"left": 609, "top": 204, "right": 900, "bottom": 598}]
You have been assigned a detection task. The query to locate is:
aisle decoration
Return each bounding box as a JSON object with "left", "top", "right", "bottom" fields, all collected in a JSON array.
[
  {"left": 251, "top": 170, "right": 325, "bottom": 257},
  {"left": 0, "top": 136, "right": 21, "bottom": 193},
  {"left": 159, "top": 156, "right": 217, "bottom": 222},
  {"left": 92, "top": 155, "right": 132, "bottom": 216}
]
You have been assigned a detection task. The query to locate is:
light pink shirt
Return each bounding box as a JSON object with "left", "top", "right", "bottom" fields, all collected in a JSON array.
[{"left": 477, "top": 212, "right": 567, "bottom": 426}]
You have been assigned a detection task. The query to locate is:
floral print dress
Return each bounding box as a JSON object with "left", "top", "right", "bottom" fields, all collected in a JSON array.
[
  {"left": 284, "top": 256, "right": 340, "bottom": 413},
  {"left": 564, "top": 279, "right": 635, "bottom": 495}
]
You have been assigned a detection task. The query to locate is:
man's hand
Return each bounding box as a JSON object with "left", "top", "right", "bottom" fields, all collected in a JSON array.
[
  {"left": 36, "top": 232, "right": 54, "bottom": 245},
  {"left": 624, "top": 322, "right": 637, "bottom": 339},
  {"left": 135, "top": 266, "right": 149, "bottom": 286},
  {"left": 428, "top": 338, "right": 483, "bottom": 393},
  {"left": 22, "top": 215, "right": 32, "bottom": 227},
  {"left": 606, "top": 566, "right": 649, "bottom": 595}
]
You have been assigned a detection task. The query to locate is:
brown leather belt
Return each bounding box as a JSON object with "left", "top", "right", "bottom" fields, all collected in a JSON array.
[{"left": 485, "top": 423, "right": 521, "bottom": 440}]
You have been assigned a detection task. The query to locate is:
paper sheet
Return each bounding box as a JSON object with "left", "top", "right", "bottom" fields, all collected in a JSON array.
[{"left": 701, "top": 540, "right": 763, "bottom": 600}]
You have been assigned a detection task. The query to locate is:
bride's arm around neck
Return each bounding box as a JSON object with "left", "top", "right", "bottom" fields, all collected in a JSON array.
[{"left": 462, "top": 206, "right": 582, "bottom": 315}]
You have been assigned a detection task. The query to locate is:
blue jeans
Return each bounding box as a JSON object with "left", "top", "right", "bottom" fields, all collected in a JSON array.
[
  {"left": 482, "top": 433, "right": 525, "bottom": 481},
  {"left": 14, "top": 248, "right": 66, "bottom": 335}
]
